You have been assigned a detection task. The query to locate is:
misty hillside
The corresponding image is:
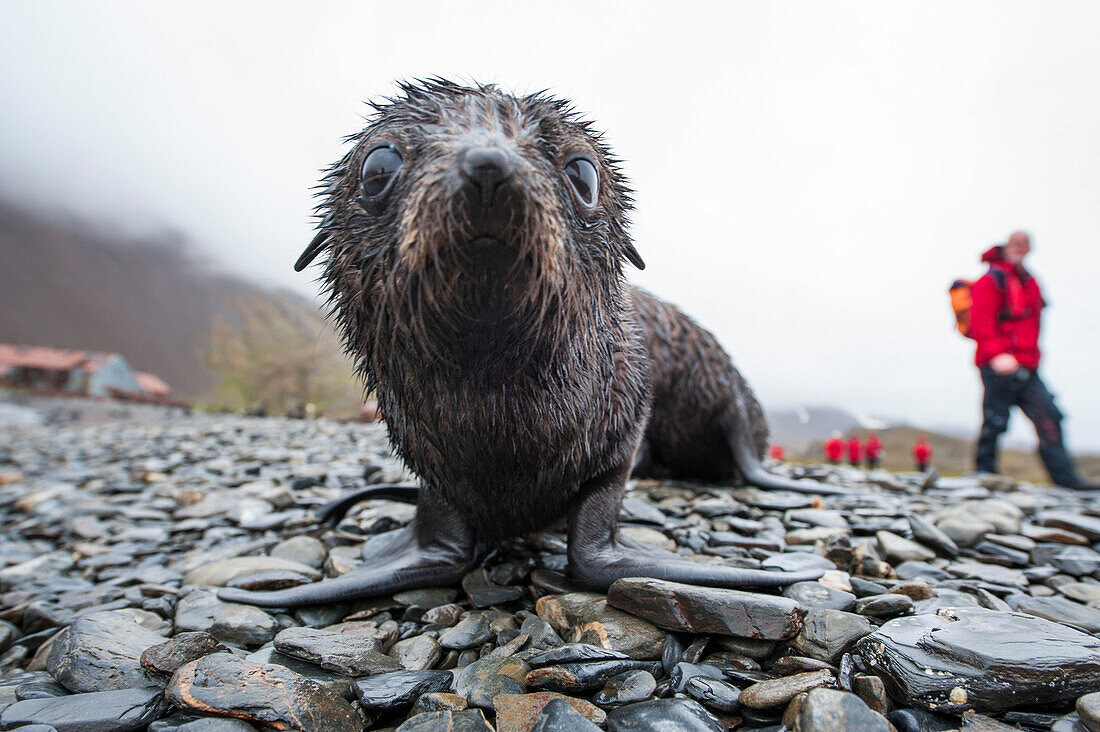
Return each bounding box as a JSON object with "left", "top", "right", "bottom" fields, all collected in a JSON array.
[{"left": 0, "top": 200, "right": 348, "bottom": 402}]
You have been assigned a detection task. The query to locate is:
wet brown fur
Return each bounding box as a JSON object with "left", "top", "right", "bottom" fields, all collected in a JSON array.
[{"left": 312, "top": 80, "right": 771, "bottom": 539}]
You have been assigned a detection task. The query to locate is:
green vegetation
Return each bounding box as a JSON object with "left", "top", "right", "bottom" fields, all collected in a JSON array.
[{"left": 201, "top": 294, "right": 361, "bottom": 418}]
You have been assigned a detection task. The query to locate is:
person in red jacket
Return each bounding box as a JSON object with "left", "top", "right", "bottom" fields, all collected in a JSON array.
[
  {"left": 847, "top": 436, "right": 862, "bottom": 467},
  {"left": 913, "top": 436, "right": 933, "bottom": 472},
  {"left": 823, "top": 433, "right": 843, "bottom": 465},
  {"left": 970, "top": 231, "right": 1088, "bottom": 488},
  {"left": 865, "top": 432, "right": 884, "bottom": 470},
  {"left": 768, "top": 444, "right": 785, "bottom": 461}
]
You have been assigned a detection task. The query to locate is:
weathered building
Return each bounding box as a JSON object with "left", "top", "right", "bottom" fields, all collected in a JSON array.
[{"left": 0, "top": 344, "right": 174, "bottom": 401}]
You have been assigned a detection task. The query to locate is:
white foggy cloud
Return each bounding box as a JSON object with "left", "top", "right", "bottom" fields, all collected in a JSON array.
[{"left": 1, "top": 0, "right": 1098, "bottom": 448}]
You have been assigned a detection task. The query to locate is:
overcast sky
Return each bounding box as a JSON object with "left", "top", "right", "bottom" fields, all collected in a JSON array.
[{"left": 2, "top": 1, "right": 1098, "bottom": 449}]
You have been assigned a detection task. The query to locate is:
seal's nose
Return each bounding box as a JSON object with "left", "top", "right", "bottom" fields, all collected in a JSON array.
[{"left": 460, "top": 147, "right": 512, "bottom": 206}]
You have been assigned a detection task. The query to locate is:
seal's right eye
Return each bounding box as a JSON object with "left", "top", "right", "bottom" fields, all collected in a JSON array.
[{"left": 360, "top": 145, "right": 403, "bottom": 198}]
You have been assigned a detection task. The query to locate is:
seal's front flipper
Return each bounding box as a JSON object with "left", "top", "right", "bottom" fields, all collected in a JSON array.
[
  {"left": 219, "top": 498, "right": 475, "bottom": 608},
  {"left": 566, "top": 464, "right": 825, "bottom": 591},
  {"left": 314, "top": 483, "right": 421, "bottom": 525},
  {"left": 730, "top": 431, "right": 850, "bottom": 496}
]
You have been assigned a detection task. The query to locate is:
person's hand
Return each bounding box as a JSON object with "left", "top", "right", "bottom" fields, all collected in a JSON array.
[{"left": 990, "top": 353, "right": 1019, "bottom": 375}]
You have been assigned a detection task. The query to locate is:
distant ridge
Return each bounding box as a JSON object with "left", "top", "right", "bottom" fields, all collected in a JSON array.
[{"left": 0, "top": 200, "right": 335, "bottom": 401}]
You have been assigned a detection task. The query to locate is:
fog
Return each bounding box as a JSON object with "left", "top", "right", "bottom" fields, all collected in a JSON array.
[{"left": 2, "top": 1, "right": 1098, "bottom": 448}]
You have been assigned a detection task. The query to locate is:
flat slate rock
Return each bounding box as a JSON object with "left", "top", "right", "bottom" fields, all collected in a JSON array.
[
  {"left": 493, "top": 692, "right": 606, "bottom": 730},
  {"left": 531, "top": 697, "right": 602, "bottom": 731},
  {"left": 857, "top": 607, "right": 1100, "bottom": 713},
  {"left": 605, "top": 697, "right": 723, "bottom": 731},
  {"left": 739, "top": 669, "right": 836, "bottom": 709},
  {"left": 783, "top": 688, "right": 892, "bottom": 732},
  {"left": 141, "top": 632, "right": 232, "bottom": 676},
  {"left": 784, "top": 581, "right": 857, "bottom": 611},
  {"left": 46, "top": 610, "right": 165, "bottom": 693},
  {"left": 166, "top": 652, "right": 361, "bottom": 732},
  {"left": 0, "top": 687, "right": 168, "bottom": 731},
  {"left": 353, "top": 670, "right": 454, "bottom": 713},
  {"left": 273, "top": 626, "right": 401, "bottom": 676},
  {"left": 1007, "top": 595, "right": 1100, "bottom": 633},
  {"left": 606, "top": 577, "right": 807, "bottom": 640},
  {"left": 396, "top": 709, "right": 493, "bottom": 731},
  {"left": 789, "top": 609, "right": 873, "bottom": 664}
]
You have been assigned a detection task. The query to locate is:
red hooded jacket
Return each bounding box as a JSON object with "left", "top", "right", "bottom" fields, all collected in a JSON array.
[{"left": 970, "top": 245, "right": 1045, "bottom": 370}]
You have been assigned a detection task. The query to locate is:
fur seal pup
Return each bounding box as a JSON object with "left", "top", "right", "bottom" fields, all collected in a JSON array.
[{"left": 220, "top": 80, "right": 837, "bottom": 608}]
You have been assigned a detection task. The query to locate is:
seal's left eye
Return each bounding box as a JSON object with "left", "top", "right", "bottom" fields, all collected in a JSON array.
[
  {"left": 564, "top": 157, "right": 598, "bottom": 207},
  {"left": 361, "top": 146, "right": 403, "bottom": 198}
]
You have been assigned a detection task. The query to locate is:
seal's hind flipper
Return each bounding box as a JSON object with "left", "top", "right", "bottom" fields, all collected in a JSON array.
[
  {"left": 728, "top": 429, "right": 850, "bottom": 496},
  {"left": 315, "top": 483, "right": 421, "bottom": 526}
]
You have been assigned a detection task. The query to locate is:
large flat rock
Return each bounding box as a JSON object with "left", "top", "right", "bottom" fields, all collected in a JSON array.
[
  {"left": 857, "top": 607, "right": 1100, "bottom": 714},
  {"left": 606, "top": 577, "right": 806, "bottom": 640}
]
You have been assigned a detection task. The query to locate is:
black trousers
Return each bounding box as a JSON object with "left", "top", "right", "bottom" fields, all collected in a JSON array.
[{"left": 976, "top": 366, "right": 1082, "bottom": 488}]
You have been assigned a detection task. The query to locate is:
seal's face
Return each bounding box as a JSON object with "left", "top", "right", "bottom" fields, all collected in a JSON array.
[{"left": 301, "top": 81, "right": 642, "bottom": 371}]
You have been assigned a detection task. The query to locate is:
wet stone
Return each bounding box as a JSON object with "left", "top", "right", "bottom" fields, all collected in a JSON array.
[
  {"left": 591, "top": 669, "right": 656, "bottom": 707},
  {"left": 887, "top": 707, "right": 960, "bottom": 732},
  {"left": 607, "top": 577, "right": 806, "bottom": 640},
  {"left": 454, "top": 655, "right": 529, "bottom": 701},
  {"left": 761, "top": 552, "right": 836, "bottom": 573},
  {"left": 527, "top": 642, "right": 630, "bottom": 667},
  {"left": 782, "top": 687, "right": 891, "bottom": 732},
  {"left": 223, "top": 570, "right": 312, "bottom": 592},
  {"left": 244, "top": 646, "right": 354, "bottom": 698},
  {"left": 783, "top": 581, "right": 857, "bottom": 611},
  {"left": 0, "top": 687, "right": 168, "bottom": 731},
  {"left": 493, "top": 691, "right": 607, "bottom": 730},
  {"left": 857, "top": 607, "right": 1100, "bottom": 713},
  {"left": 45, "top": 610, "right": 165, "bottom": 693},
  {"left": 739, "top": 668, "right": 836, "bottom": 709},
  {"left": 1076, "top": 691, "right": 1100, "bottom": 732},
  {"left": 669, "top": 661, "right": 727, "bottom": 693},
  {"left": 790, "top": 609, "right": 874, "bottom": 664},
  {"left": 396, "top": 709, "right": 493, "bottom": 731},
  {"left": 685, "top": 675, "right": 742, "bottom": 713},
  {"left": 525, "top": 659, "right": 660, "bottom": 694},
  {"left": 1039, "top": 512, "right": 1100, "bottom": 541},
  {"left": 438, "top": 614, "right": 493, "bottom": 649},
  {"left": 182, "top": 556, "right": 321, "bottom": 587},
  {"left": 908, "top": 515, "right": 959, "bottom": 558},
  {"left": 877, "top": 531, "right": 936, "bottom": 564},
  {"left": 605, "top": 697, "right": 722, "bottom": 732},
  {"left": 531, "top": 697, "right": 602, "bottom": 731},
  {"left": 535, "top": 593, "right": 665, "bottom": 660},
  {"left": 167, "top": 652, "right": 361, "bottom": 732},
  {"left": 269, "top": 535, "right": 327, "bottom": 570},
  {"left": 208, "top": 603, "right": 278, "bottom": 647},
  {"left": 1006, "top": 595, "right": 1100, "bottom": 633},
  {"left": 854, "top": 593, "right": 915, "bottom": 618},
  {"left": 1032, "top": 545, "right": 1100, "bottom": 576},
  {"left": 391, "top": 634, "right": 442, "bottom": 670},
  {"left": 394, "top": 588, "right": 459, "bottom": 608},
  {"left": 141, "top": 632, "right": 231, "bottom": 677},
  {"left": 273, "top": 626, "right": 401, "bottom": 676}
]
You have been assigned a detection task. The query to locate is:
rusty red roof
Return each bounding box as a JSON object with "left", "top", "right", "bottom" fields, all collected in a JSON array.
[
  {"left": 134, "top": 371, "right": 172, "bottom": 396},
  {"left": 0, "top": 344, "right": 89, "bottom": 371}
]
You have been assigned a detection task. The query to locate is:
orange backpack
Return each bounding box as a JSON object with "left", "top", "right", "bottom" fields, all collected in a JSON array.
[
  {"left": 949, "top": 280, "right": 975, "bottom": 337},
  {"left": 950, "top": 270, "right": 1006, "bottom": 339}
]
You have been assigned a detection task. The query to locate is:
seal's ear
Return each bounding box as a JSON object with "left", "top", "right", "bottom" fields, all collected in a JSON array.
[
  {"left": 623, "top": 242, "right": 645, "bottom": 270},
  {"left": 295, "top": 231, "right": 329, "bottom": 272}
]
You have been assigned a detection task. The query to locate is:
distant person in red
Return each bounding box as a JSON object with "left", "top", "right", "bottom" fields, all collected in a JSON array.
[
  {"left": 913, "top": 436, "right": 933, "bottom": 472},
  {"left": 865, "top": 432, "right": 884, "bottom": 470},
  {"left": 823, "top": 433, "right": 843, "bottom": 465},
  {"left": 847, "top": 436, "right": 861, "bottom": 467},
  {"left": 768, "top": 444, "right": 785, "bottom": 461},
  {"left": 970, "top": 232, "right": 1091, "bottom": 488}
]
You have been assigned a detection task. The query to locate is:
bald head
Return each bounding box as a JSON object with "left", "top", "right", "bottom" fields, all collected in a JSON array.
[{"left": 1004, "top": 230, "right": 1032, "bottom": 265}]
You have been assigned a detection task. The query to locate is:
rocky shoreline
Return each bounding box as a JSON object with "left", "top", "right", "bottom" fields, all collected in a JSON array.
[{"left": 3, "top": 409, "right": 1100, "bottom": 731}]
